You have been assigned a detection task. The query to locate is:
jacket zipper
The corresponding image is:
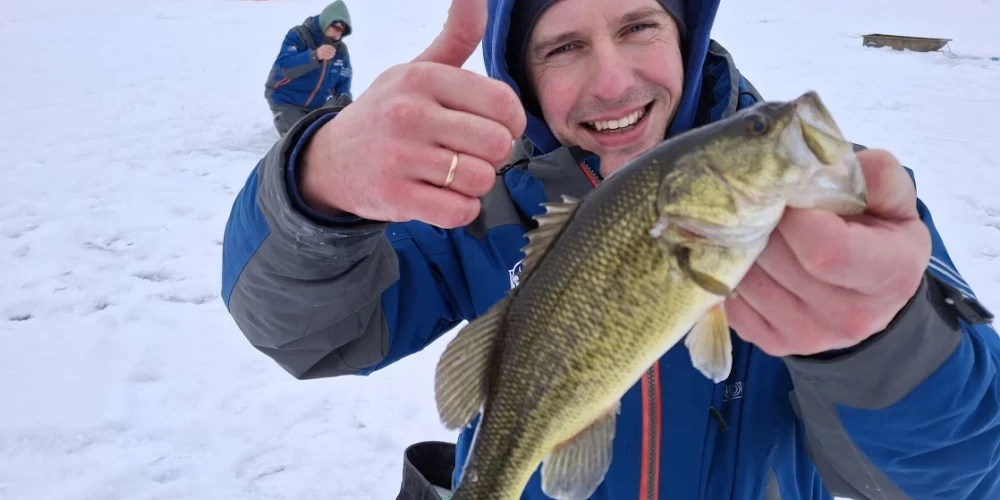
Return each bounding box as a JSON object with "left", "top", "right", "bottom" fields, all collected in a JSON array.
[
  {"left": 640, "top": 365, "right": 661, "bottom": 500},
  {"left": 304, "top": 59, "right": 328, "bottom": 108},
  {"left": 576, "top": 160, "right": 661, "bottom": 500}
]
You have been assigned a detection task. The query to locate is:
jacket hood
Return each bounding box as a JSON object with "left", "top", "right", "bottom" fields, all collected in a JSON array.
[
  {"left": 483, "top": 0, "right": 723, "bottom": 156},
  {"left": 318, "top": 0, "right": 352, "bottom": 36}
]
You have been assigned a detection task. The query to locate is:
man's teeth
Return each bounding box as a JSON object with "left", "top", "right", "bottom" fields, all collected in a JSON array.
[{"left": 589, "top": 108, "right": 645, "bottom": 131}]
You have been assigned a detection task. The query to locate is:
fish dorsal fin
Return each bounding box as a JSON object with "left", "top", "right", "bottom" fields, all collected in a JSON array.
[
  {"left": 434, "top": 294, "right": 511, "bottom": 430},
  {"left": 519, "top": 195, "right": 582, "bottom": 284},
  {"left": 540, "top": 401, "right": 620, "bottom": 500}
]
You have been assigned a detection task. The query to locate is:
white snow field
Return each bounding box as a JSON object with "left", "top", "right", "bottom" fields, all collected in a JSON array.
[{"left": 1, "top": 0, "right": 998, "bottom": 498}]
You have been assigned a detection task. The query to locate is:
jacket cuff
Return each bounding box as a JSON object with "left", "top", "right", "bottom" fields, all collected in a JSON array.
[
  {"left": 285, "top": 112, "right": 354, "bottom": 222},
  {"left": 783, "top": 270, "right": 990, "bottom": 409},
  {"left": 248, "top": 104, "right": 390, "bottom": 263},
  {"left": 281, "top": 102, "right": 374, "bottom": 229}
]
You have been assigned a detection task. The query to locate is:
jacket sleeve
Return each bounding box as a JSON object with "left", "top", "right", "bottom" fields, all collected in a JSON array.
[
  {"left": 780, "top": 174, "right": 1000, "bottom": 499},
  {"left": 272, "top": 30, "right": 321, "bottom": 81},
  {"left": 220, "top": 105, "right": 474, "bottom": 380}
]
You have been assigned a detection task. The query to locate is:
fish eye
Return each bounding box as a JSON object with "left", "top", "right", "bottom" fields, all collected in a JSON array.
[{"left": 744, "top": 114, "right": 770, "bottom": 136}]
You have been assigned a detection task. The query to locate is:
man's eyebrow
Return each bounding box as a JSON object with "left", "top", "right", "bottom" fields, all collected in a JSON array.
[
  {"left": 529, "top": 7, "right": 671, "bottom": 58},
  {"left": 618, "top": 6, "right": 670, "bottom": 26}
]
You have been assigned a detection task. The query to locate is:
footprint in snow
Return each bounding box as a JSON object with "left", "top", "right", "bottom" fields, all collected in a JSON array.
[
  {"left": 157, "top": 292, "right": 216, "bottom": 305},
  {"left": 126, "top": 368, "right": 160, "bottom": 384},
  {"left": 79, "top": 300, "right": 112, "bottom": 315},
  {"left": 64, "top": 420, "right": 132, "bottom": 455},
  {"left": 958, "top": 196, "right": 1000, "bottom": 233},
  {"left": 0, "top": 221, "right": 40, "bottom": 239},
  {"left": 960, "top": 196, "right": 1000, "bottom": 217},
  {"left": 83, "top": 235, "right": 134, "bottom": 253},
  {"left": 352, "top": 415, "right": 367, "bottom": 430},
  {"left": 234, "top": 446, "right": 291, "bottom": 485},
  {"left": 132, "top": 269, "right": 181, "bottom": 283},
  {"left": 169, "top": 206, "right": 193, "bottom": 218},
  {"left": 153, "top": 469, "right": 181, "bottom": 484}
]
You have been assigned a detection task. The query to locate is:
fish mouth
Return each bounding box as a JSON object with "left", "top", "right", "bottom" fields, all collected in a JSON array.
[{"left": 782, "top": 91, "right": 868, "bottom": 215}]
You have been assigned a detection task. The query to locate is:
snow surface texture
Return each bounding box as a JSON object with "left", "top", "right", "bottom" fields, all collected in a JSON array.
[{"left": 1, "top": 0, "right": 998, "bottom": 498}]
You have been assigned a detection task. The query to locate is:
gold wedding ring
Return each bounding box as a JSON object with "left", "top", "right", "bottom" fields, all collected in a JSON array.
[{"left": 443, "top": 151, "right": 458, "bottom": 190}]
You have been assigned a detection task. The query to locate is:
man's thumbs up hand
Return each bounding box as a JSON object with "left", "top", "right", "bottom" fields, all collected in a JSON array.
[
  {"left": 413, "top": 0, "right": 487, "bottom": 67},
  {"left": 297, "top": 0, "right": 527, "bottom": 229}
]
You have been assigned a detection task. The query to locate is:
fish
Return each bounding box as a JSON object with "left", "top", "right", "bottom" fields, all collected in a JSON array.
[{"left": 433, "top": 90, "right": 868, "bottom": 500}]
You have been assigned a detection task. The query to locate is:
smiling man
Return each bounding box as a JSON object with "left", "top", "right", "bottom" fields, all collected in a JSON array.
[
  {"left": 221, "top": 0, "right": 1000, "bottom": 498},
  {"left": 510, "top": 0, "right": 686, "bottom": 176}
]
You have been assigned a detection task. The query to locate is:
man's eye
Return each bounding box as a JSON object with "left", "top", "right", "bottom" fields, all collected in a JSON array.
[
  {"left": 626, "top": 23, "right": 655, "bottom": 34},
  {"left": 548, "top": 44, "right": 575, "bottom": 57}
]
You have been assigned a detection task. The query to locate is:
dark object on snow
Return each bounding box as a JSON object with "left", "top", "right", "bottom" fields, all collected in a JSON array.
[
  {"left": 862, "top": 33, "right": 952, "bottom": 52},
  {"left": 395, "top": 441, "right": 456, "bottom": 500}
]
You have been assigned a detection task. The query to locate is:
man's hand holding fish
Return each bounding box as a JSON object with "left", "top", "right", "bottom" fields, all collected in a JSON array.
[{"left": 728, "top": 148, "right": 933, "bottom": 357}]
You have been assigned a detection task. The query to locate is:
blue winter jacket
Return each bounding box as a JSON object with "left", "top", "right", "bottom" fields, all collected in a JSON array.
[
  {"left": 222, "top": 0, "right": 1000, "bottom": 498},
  {"left": 264, "top": 16, "right": 353, "bottom": 110}
]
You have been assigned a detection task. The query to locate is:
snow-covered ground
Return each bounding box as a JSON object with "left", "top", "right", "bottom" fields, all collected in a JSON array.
[{"left": 1, "top": 0, "right": 998, "bottom": 498}]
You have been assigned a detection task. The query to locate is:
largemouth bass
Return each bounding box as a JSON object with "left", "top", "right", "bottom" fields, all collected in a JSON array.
[{"left": 433, "top": 91, "right": 868, "bottom": 500}]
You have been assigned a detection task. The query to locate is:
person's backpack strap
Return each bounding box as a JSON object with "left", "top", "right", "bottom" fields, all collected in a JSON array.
[{"left": 292, "top": 17, "right": 317, "bottom": 51}]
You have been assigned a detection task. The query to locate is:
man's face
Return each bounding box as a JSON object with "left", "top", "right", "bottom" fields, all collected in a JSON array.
[
  {"left": 325, "top": 22, "right": 345, "bottom": 40},
  {"left": 525, "top": 0, "right": 684, "bottom": 176}
]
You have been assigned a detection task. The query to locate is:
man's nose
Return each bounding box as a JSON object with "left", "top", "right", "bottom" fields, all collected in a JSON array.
[{"left": 588, "top": 42, "right": 637, "bottom": 103}]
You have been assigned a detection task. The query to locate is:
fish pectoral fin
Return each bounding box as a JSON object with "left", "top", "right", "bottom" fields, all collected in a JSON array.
[
  {"left": 520, "top": 195, "right": 581, "bottom": 284},
  {"left": 434, "top": 295, "right": 509, "bottom": 430},
  {"left": 540, "top": 402, "right": 619, "bottom": 500},
  {"left": 674, "top": 246, "right": 734, "bottom": 297},
  {"left": 684, "top": 303, "right": 734, "bottom": 384}
]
